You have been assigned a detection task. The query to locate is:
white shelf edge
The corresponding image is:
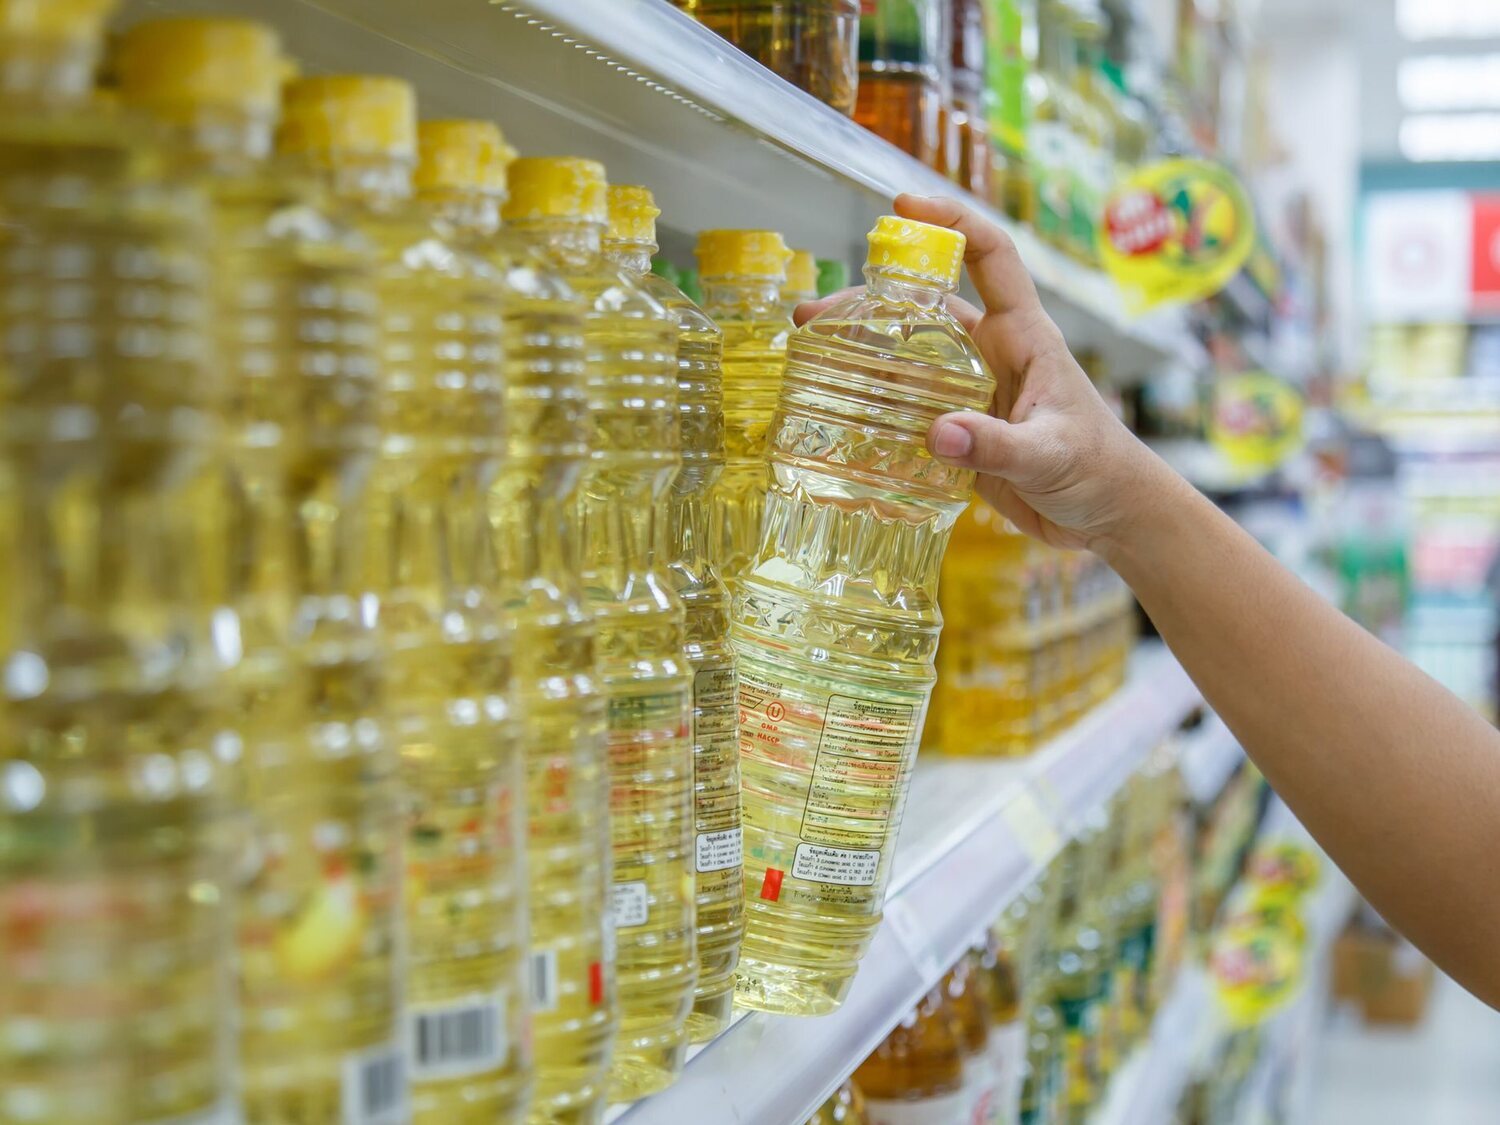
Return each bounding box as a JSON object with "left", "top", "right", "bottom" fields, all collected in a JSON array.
[
  {"left": 1177, "top": 715, "right": 1245, "bottom": 806},
  {"left": 608, "top": 644, "right": 1202, "bottom": 1125}
]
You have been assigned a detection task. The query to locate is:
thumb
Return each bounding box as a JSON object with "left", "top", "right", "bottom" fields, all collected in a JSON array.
[{"left": 927, "top": 411, "right": 1043, "bottom": 482}]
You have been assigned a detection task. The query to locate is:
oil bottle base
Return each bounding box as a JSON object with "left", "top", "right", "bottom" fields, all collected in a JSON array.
[
  {"left": 732, "top": 954, "right": 856, "bottom": 1017},
  {"left": 527, "top": 1085, "right": 608, "bottom": 1125},
  {"left": 606, "top": 1039, "right": 688, "bottom": 1102},
  {"left": 686, "top": 987, "right": 735, "bottom": 1042}
]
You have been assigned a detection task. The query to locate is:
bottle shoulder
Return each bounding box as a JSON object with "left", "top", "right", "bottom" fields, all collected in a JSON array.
[
  {"left": 793, "top": 290, "right": 992, "bottom": 389},
  {"left": 637, "top": 271, "right": 723, "bottom": 339},
  {"left": 567, "top": 260, "right": 671, "bottom": 320}
]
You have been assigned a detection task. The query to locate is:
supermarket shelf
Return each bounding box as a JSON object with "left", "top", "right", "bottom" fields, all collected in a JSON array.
[
  {"left": 605, "top": 644, "right": 1200, "bottom": 1125},
  {"left": 1092, "top": 799, "right": 1356, "bottom": 1125},
  {"left": 118, "top": 0, "right": 1204, "bottom": 380}
]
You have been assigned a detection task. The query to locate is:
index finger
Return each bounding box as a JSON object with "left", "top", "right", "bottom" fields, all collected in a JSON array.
[{"left": 892, "top": 193, "right": 1047, "bottom": 321}]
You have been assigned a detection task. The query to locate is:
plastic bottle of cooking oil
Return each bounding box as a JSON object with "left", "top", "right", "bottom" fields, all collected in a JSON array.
[
  {"left": 947, "top": 953, "right": 999, "bottom": 1124},
  {"left": 506, "top": 157, "right": 696, "bottom": 1101},
  {"left": 116, "top": 22, "right": 407, "bottom": 1124},
  {"left": 807, "top": 1078, "right": 870, "bottom": 1125},
  {"left": 696, "top": 1, "right": 863, "bottom": 115},
  {"left": 1050, "top": 828, "right": 1110, "bottom": 1125},
  {"left": 604, "top": 185, "right": 744, "bottom": 1045},
  {"left": 855, "top": 985, "right": 970, "bottom": 1123},
  {"left": 697, "top": 230, "right": 793, "bottom": 586},
  {"left": 372, "top": 117, "right": 533, "bottom": 1123},
  {"left": 975, "top": 928, "right": 1026, "bottom": 1125},
  {"left": 733, "top": 217, "right": 995, "bottom": 1015},
  {"left": 433, "top": 138, "right": 610, "bottom": 1125},
  {"left": 280, "top": 76, "right": 519, "bottom": 1125},
  {"left": 783, "top": 248, "right": 820, "bottom": 316},
  {"left": 0, "top": 4, "right": 236, "bottom": 1122}
]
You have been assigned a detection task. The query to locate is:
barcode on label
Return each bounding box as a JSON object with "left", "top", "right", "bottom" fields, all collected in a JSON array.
[
  {"left": 530, "top": 948, "right": 560, "bottom": 1013},
  {"left": 409, "top": 992, "right": 508, "bottom": 1080},
  {"left": 341, "top": 1042, "right": 405, "bottom": 1125}
]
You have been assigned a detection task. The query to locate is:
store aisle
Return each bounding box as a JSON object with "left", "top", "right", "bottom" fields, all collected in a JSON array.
[{"left": 1307, "top": 975, "right": 1500, "bottom": 1124}]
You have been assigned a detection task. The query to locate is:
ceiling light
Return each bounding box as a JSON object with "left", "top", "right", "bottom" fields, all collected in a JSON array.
[
  {"left": 1400, "top": 54, "right": 1500, "bottom": 110},
  {"left": 1399, "top": 113, "right": 1500, "bottom": 161},
  {"left": 1398, "top": 0, "right": 1500, "bottom": 40}
]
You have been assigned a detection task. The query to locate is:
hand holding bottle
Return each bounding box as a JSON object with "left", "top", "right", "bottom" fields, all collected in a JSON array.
[{"left": 794, "top": 193, "right": 1185, "bottom": 556}]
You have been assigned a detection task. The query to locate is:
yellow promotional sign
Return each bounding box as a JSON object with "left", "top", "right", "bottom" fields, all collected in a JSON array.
[
  {"left": 1209, "top": 371, "right": 1304, "bottom": 472},
  {"left": 1099, "top": 158, "right": 1256, "bottom": 312}
]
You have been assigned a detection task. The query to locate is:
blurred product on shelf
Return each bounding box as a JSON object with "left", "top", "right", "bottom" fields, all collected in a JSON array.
[
  {"left": 785, "top": 247, "right": 821, "bottom": 314},
  {"left": 694, "top": 0, "right": 863, "bottom": 115},
  {"left": 0, "top": 2, "right": 237, "bottom": 1121},
  {"left": 698, "top": 229, "right": 795, "bottom": 582},
  {"left": 930, "top": 503, "right": 1132, "bottom": 756},
  {"left": 605, "top": 185, "right": 747, "bottom": 1046},
  {"left": 974, "top": 922, "right": 1027, "bottom": 1124},
  {"left": 857, "top": 0, "right": 945, "bottom": 163},
  {"left": 807, "top": 1078, "right": 871, "bottom": 1124},
  {"left": 945, "top": 952, "right": 1001, "bottom": 1121},
  {"left": 818, "top": 256, "right": 852, "bottom": 295},
  {"left": 854, "top": 984, "right": 971, "bottom": 1123},
  {"left": 284, "top": 75, "right": 530, "bottom": 1123},
  {"left": 127, "top": 18, "right": 421, "bottom": 1120},
  {"left": 472, "top": 139, "right": 612, "bottom": 1125},
  {"left": 945, "top": 0, "right": 992, "bottom": 197},
  {"left": 732, "top": 217, "right": 995, "bottom": 1016},
  {"left": 984, "top": 0, "right": 1036, "bottom": 222},
  {"left": 506, "top": 156, "right": 696, "bottom": 1102}
]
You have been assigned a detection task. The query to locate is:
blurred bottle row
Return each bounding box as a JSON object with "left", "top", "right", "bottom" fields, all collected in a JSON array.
[{"left": 672, "top": 0, "right": 1160, "bottom": 267}]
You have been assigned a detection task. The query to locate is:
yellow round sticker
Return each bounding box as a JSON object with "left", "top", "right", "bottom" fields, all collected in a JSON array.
[
  {"left": 1099, "top": 158, "right": 1256, "bottom": 312},
  {"left": 1209, "top": 372, "right": 1305, "bottom": 472}
]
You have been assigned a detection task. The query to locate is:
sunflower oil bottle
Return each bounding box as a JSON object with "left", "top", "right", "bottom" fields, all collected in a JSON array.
[
  {"left": 1027, "top": 0, "right": 1085, "bottom": 253},
  {"left": 733, "top": 217, "right": 995, "bottom": 1015},
  {"left": 604, "top": 185, "right": 745, "bottom": 1045},
  {"left": 976, "top": 928, "right": 1026, "bottom": 1125},
  {"left": 946, "top": 953, "right": 999, "bottom": 1124},
  {"left": 854, "top": 985, "right": 969, "bottom": 1123},
  {"left": 697, "top": 229, "right": 793, "bottom": 584},
  {"left": 505, "top": 157, "right": 696, "bottom": 1100},
  {"left": 808, "top": 1079, "right": 869, "bottom": 1125},
  {"left": 783, "top": 248, "right": 820, "bottom": 316},
  {"left": 0, "top": 3, "right": 236, "bottom": 1122},
  {"left": 117, "top": 23, "right": 408, "bottom": 1123}
]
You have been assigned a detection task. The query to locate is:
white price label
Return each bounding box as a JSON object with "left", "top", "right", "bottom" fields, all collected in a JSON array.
[
  {"left": 696, "top": 827, "right": 743, "bottom": 873},
  {"left": 611, "top": 881, "right": 649, "bottom": 928}
]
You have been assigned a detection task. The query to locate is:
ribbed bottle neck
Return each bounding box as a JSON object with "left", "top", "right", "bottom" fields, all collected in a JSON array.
[
  {"left": 700, "top": 276, "right": 784, "bottom": 318},
  {"left": 419, "top": 189, "right": 502, "bottom": 239},
  {"left": 603, "top": 242, "right": 653, "bottom": 275},
  {"left": 865, "top": 266, "right": 952, "bottom": 308},
  {"left": 507, "top": 217, "right": 604, "bottom": 271}
]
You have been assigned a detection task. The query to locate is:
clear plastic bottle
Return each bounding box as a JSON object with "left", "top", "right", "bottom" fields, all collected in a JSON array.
[
  {"left": 733, "top": 217, "right": 995, "bottom": 1015},
  {"left": 946, "top": 954, "right": 999, "bottom": 1124},
  {"left": 975, "top": 928, "right": 1027, "bottom": 1125},
  {"left": 605, "top": 185, "right": 744, "bottom": 1045},
  {"left": 465, "top": 155, "right": 611, "bottom": 1125},
  {"left": 855, "top": 986, "right": 969, "bottom": 1123},
  {"left": 0, "top": 4, "right": 235, "bottom": 1121},
  {"left": 1027, "top": 0, "right": 1086, "bottom": 253},
  {"left": 391, "top": 117, "right": 536, "bottom": 1123},
  {"left": 856, "top": 0, "right": 945, "bottom": 163},
  {"left": 117, "top": 22, "right": 405, "bottom": 1123},
  {"left": 283, "top": 76, "right": 529, "bottom": 1124},
  {"left": 696, "top": 230, "right": 793, "bottom": 585},
  {"left": 506, "top": 157, "right": 696, "bottom": 1101},
  {"left": 783, "top": 248, "right": 820, "bottom": 317}
]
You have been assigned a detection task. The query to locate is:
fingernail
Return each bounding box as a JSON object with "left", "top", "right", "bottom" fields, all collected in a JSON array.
[{"left": 931, "top": 421, "right": 972, "bottom": 460}]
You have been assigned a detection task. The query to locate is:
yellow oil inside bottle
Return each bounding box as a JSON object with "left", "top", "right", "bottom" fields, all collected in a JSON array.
[
  {"left": 806, "top": 1078, "right": 869, "bottom": 1125},
  {"left": 733, "top": 217, "right": 995, "bottom": 1016},
  {"left": 506, "top": 157, "right": 695, "bottom": 1102},
  {"left": 854, "top": 985, "right": 969, "bottom": 1121},
  {"left": 118, "top": 23, "right": 406, "bottom": 1123},
  {"left": 946, "top": 953, "right": 999, "bottom": 1124},
  {"left": 696, "top": 229, "right": 793, "bottom": 586},
  {"left": 783, "top": 247, "right": 820, "bottom": 317},
  {"left": 605, "top": 187, "right": 743, "bottom": 1045},
  {"left": 0, "top": 4, "right": 235, "bottom": 1121},
  {"left": 485, "top": 157, "right": 613, "bottom": 1125}
]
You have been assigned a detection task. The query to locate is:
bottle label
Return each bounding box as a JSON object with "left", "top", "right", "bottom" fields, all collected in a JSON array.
[
  {"left": 611, "top": 880, "right": 650, "bottom": 928},
  {"left": 408, "top": 991, "right": 509, "bottom": 1081},
  {"left": 963, "top": 1055, "right": 1000, "bottom": 1125},
  {"left": 865, "top": 1091, "right": 971, "bottom": 1125},
  {"left": 528, "top": 948, "right": 560, "bottom": 1014},
  {"left": 696, "top": 827, "right": 744, "bottom": 873},
  {"left": 791, "top": 842, "right": 881, "bottom": 886},
  {"left": 800, "top": 693, "right": 917, "bottom": 850},
  {"left": 989, "top": 1021, "right": 1027, "bottom": 1125},
  {"left": 340, "top": 1040, "right": 406, "bottom": 1125}
]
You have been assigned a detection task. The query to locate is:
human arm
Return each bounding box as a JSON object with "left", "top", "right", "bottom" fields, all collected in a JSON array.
[{"left": 797, "top": 193, "right": 1500, "bottom": 1009}]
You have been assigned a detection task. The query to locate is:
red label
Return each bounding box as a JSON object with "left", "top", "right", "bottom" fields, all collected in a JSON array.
[
  {"left": 759, "top": 867, "right": 785, "bottom": 901},
  {"left": 1472, "top": 194, "right": 1500, "bottom": 311},
  {"left": 588, "top": 961, "right": 604, "bottom": 1005},
  {"left": 1106, "top": 190, "right": 1173, "bottom": 257}
]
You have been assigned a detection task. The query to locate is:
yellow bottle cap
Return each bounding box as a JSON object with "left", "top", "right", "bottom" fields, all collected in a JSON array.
[
  {"left": 605, "top": 185, "right": 661, "bottom": 247},
  {"left": 695, "top": 229, "right": 792, "bottom": 281},
  {"left": 503, "top": 156, "right": 608, "bottom": 224},
  {"left": 116, "top": 17, "right": 282, "bottom": 121},
  {"left": 278, "top": 75, "right": 417, "bottom": 160},
  {"left": 866, "top": 215, "right": 966, "bottom": 288},
  {"left": 785, "top": 249, "right": 818, "bottom": 297},
  {"left": 415, "top": 119, "right": 515, "bottom": 195},
  {"left": 0, "top": 0, "right": 115, "bottom": 38}
]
